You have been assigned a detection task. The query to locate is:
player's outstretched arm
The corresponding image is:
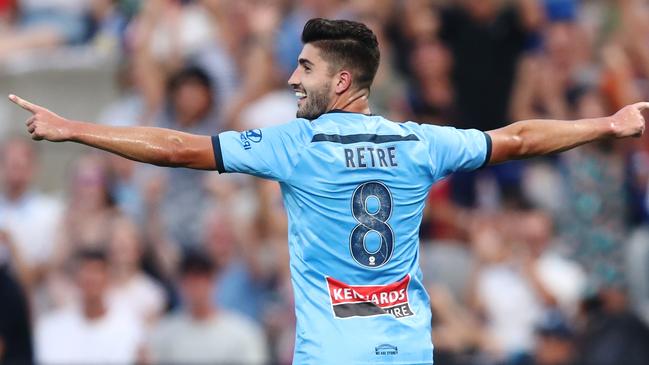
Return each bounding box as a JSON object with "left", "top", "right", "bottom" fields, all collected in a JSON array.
[
  {"left": 8, "top": 95, "right": 216, "bottom": 170},
  {"left": 486, "top": 102, "right": 648, "bottom": 165}
]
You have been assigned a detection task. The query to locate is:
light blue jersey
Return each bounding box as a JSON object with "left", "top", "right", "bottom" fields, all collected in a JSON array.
[{"left": 212, "top": 111, "right": 491, "bottom": 365}]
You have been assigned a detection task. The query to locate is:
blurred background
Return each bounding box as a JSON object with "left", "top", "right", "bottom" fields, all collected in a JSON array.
[{"left": 1, "top": 0, "right": 649, "bottom": 364}]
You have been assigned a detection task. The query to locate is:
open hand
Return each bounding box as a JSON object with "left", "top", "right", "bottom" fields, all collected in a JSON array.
[
  {"left": 611, "top": 102, "right": 649, "bottom": 138},
  {"left": 8, "top": 94, "right": 71, "bottom": 142}
]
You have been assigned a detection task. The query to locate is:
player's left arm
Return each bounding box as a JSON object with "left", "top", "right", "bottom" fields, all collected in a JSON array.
[
  {"left": 486, "top": 102, "right": 648, "bottom": 165},
  {"left": 8, "top": 94, "right": 216, "bottom": 170}
]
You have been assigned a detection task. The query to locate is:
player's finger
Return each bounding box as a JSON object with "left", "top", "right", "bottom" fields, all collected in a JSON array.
[
  {"left": 25, "top": 116, "right": 35, "bottom": 126},
  {"left": 27, "top": 124, "right": 36, "bottom": 133},
  {"left": 633, "top": 102, "right": 649, "bottom": 111},
  {"left": 8, "top": 94, "right": 39, "bottom": 113}
]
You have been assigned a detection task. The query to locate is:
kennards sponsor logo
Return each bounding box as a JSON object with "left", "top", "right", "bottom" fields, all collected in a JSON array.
[{"left": 326, "top": 275, "right": 414, "bottom": 319}]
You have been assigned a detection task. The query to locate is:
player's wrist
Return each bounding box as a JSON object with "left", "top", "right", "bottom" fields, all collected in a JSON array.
[
  {"left": 62, "top": 118, "right": 83, "bottom": 142},
  {"left": 597, "top": 116, "right": 618, "bottom": 139}
]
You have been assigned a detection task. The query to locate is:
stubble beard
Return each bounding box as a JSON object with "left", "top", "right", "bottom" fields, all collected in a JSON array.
[{"left": 296, "top": 85, "right": 331, "bottom": 120}]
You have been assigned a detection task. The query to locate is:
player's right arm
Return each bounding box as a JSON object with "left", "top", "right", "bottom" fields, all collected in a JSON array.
[
  {"left": 8, "top": 95, "right": 216, "bottom": 170},
  {"left": 486, "top": 102, "right": 648, "bottom": 165}
]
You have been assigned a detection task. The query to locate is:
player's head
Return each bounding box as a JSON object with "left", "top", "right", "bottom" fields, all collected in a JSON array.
[{"left": 288, "top": 18, "right": 380, "bottom": 120}]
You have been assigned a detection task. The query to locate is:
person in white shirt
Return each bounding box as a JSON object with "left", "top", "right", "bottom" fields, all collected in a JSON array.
[
  {"left": 107, "top": 215, "right": 166, "bottom": 326},
  {"left": 0, "top": 138, "right": 62, "bottom": 282},
  {"left": 35, "top": 249, "right": 144, "bottom": 364},
  {"left": 148, "top": 250, "right": 268, "bottom": 364}
]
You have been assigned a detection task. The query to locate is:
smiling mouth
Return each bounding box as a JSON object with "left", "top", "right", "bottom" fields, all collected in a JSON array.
[{"left": 295, "top": 91, "right": 306, "bottom": 105}]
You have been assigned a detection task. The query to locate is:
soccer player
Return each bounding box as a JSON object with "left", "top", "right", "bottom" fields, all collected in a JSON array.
[{"left": 8, "top": 18, "right": 647, "bottom": 364}]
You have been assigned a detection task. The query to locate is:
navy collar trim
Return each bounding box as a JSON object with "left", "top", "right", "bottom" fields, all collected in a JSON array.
[{"left": 325, "top": 109, "right": 374, "bottom": 116}]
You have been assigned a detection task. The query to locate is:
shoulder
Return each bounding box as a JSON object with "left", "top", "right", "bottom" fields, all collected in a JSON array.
[
  {"left": 155, "top": 312, "right": 187, "bottom": 329},
  {"left": 26, "top": 192, "right": 63, "bottom": 212},
  {"left": 132, "top": 272, "right": 165, "bottom": 297},
  {"left": 242, "top": 118, "right": 312, "bottom": 139},
  {"left": 37, "top": 307, "right": 79, "bottom": 334},
  {"left": 106, "top": 303, "right": 145, "bottom": 330},
  {"left": 151, "top": 312, "right": 189, "bottom": 340},
  {"left": 217, "top": 311, "right": 264, "bottom": 336},
  {"left": 396, "top": 121, "right": 443, "bottom": 141}
]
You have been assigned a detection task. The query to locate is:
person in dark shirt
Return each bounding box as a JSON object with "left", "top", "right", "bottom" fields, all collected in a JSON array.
[
  {"left": 438, "top": 0, "right": 542, "bottom": 131},
  {"left": 434, "top": 0, "right": 543, "bottom": 207},
  {"left": 576, "top": 295, "right": 649, "bottom": 365},
  {"left": 0, "top": 231, "right": 33, "bottom": 365}
]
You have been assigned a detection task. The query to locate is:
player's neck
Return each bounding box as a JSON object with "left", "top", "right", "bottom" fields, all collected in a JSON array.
[{"left": 329, "top": 88, "right": 371, "bottom": 115}]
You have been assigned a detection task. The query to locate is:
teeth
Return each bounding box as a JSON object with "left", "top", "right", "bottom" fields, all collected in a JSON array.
[{"left": 295, "top": 92, "right": 306, "bottom": 98}]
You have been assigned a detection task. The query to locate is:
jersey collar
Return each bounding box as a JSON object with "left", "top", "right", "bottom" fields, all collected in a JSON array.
[{"left": 325, "top": 109, "right": 374, "bottom": 116}]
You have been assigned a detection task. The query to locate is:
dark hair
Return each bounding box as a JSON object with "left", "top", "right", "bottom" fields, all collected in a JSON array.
[
  {"left": 301, "top": 18, "right": 380, "bottom": 91},
  {"left": 74, "top": 248, "right": 108, "bottom": 265},
  {"left": 179, "top": 249, "right": 217, "bottom": 276},
  {"left": 166, "top": 65, "right": 213, "bottom": 97}
]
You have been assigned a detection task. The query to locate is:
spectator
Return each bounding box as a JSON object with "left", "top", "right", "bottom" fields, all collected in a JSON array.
[
  {"left": 0, "top": 0, "right": 92, "bottom": 57},
  {"left": 98, "top": 61, "right": 153, "bottom": 128},
  {"left": 576, "top": 294, "right": 649, "bottom": 365},
  {"left": 530, "top": 310, "right": 577, "bottom": 365},
  {"left": 148, "top": 250, "right": 268, "bottom": 364},
  {"left": 150, "top": 65, "right": 223, "bottom": 250},
  {"left": 468, "top": 214, "right": 544, "bottom": 364},
  {"left": 428, "top": 284, "right": 484, "bottom": 365},
  {"left": 107, "top": 215, "right": 165, "bottom": 326},
  {"left": 518, "top": 210, "right": 586, "bottom": 318},
  {"left": 437, "top": 0, "right": 543, "bottom": 131},
  {"left": 50, "top": 154, "right": 116, "bottom": 270},
  {"left": 627, "top": 227, "right": 649, "bottom": 325},
  {"left": 35, "top": 249, "right": 144, "bottom": 364},
  {"left": 0, "top": 0, "right": 17, "bottom": 28},
  {"left": 104, "top": 153, "right": 143, "bottom": 221},
  {"left": 557, "top": 88, "right": 630, "bottom": 297},
  {"left": 0, "top": 229, "right": 33, "bottom": 365},
  {"left": 406, "top": 39, "right": 457, "bottom": 124},
  {"left": 221, "top": 1, "right": 296, "bottom": 131},
  {"left": 0, "top": 137, "right": 62, "bottom": 285},
  {"left": 205, "top": 207, "right": 268, "bottom": 323}
]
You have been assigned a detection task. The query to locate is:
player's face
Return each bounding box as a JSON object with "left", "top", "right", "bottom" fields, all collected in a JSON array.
[{"left": 288, "top": 44, "right": 336, "bottom": 120}]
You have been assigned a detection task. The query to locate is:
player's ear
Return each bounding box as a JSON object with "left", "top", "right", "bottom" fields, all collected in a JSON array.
[{"left": 334, "top": 70, "right": 352, "bottom": 95}]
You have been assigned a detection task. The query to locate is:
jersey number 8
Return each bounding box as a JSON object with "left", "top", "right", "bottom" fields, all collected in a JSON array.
[{"left": 349, "top": 181, "right": 395, "bottom": 268}]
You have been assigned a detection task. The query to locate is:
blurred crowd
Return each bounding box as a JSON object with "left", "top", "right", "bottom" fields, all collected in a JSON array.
[{"left": 1, "top": 0, "right": 649, "bottom": 364}]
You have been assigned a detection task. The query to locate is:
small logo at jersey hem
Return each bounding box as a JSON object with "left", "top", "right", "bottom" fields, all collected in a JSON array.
[
  {"left": 375, "top": 344, "right": 398, "bottom": 356},
  {"left": 326, "top": 275, "right": 414, "bottom": 319}
]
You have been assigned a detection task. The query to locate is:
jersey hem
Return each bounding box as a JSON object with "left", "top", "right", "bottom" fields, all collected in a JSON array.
[
  {"left": 211, "top": 135, "right": 226, "bottom": 173},
  {"left": 479, "top": 132, "right": 492, "bottom": 169}
]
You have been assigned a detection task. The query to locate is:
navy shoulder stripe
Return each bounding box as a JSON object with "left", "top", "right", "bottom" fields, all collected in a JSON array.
[{"left": 311, "top": 133, "right": 419, "bottom": 144}]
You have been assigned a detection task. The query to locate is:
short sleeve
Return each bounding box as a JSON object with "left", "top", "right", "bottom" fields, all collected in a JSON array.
[
  {"left": 419, "top": 124, "right": 491, "bottom": 179},
  {"left": 212, "top": 119, "right": 311, "bottom": 181}
]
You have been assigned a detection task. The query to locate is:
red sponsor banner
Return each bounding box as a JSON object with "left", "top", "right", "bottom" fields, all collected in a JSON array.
[{"left": 326, "top": 275, "right": 413, "bottom": 318}]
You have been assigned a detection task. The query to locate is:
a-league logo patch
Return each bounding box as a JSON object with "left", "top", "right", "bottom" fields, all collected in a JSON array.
[{"left": 239, "top": 129, "right": 262, "bottom": 150}]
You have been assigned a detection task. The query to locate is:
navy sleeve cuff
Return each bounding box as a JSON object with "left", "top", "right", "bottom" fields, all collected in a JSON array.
[
  {"left": 211, "top": 135, "right": 226, "bottom": 173},
  {"left": 480, "top": 132, "right": 492, "bottom": 169}
]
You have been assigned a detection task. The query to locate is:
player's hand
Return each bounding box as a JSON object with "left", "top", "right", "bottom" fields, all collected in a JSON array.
[
  {"left": 611, "top": 102, "right": 649, "bottom": 138},
  {"left": 8, "top": 94, "right": 71, "bottom": 142}
]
